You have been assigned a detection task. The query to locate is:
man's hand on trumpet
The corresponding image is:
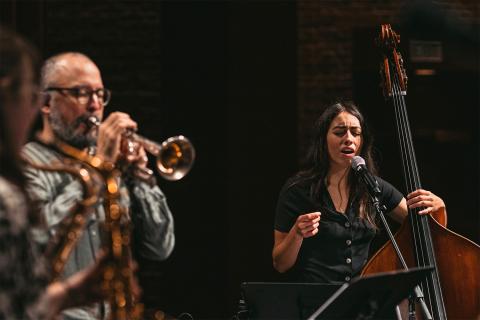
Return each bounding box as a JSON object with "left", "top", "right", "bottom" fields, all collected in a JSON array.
[
  {"left": 95, "top": 112, "right": 154, "bottom": 182},
  {"left": 95, "top": 112, "right": 138, "bottom": 164}
]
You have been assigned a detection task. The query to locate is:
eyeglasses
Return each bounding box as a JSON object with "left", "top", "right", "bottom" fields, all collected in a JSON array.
[{"left": 44, "top": 86, "right": 111, "bottom": 106}]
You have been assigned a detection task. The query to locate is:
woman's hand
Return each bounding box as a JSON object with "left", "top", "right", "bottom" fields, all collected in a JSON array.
[
  {"left": 273, "top": 211, "right": 321, "bottom": 273},
  {"left": 294, "top": 212, "right": 321, "bottom": 238},
  {"left": 406, "top": 189, "right": 446, "bottom": 215}
]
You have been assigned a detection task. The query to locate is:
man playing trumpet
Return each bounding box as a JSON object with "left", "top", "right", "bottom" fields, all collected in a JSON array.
[{"left": 22, "top": 52, "right": 175, "bottom": 320}]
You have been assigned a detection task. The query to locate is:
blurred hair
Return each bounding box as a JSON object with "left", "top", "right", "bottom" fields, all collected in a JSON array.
[{"left": 0, "top": 25, "right": 40, "bottom": 186}]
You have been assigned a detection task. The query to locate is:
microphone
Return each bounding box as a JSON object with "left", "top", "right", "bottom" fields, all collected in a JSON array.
[{"left": 351, "top": 156, "right": 381, "bottom": 197}]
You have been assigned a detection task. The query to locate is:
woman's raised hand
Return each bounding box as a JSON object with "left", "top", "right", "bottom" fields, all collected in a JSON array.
[{"left": 294, "top": 212, "right": 321, "bottom": 238}]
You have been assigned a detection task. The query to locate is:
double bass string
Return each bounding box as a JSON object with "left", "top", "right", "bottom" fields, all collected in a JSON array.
[
  {"left": 391, "top": 75, "right": 426, "bottom": 273},
  {"left": 396, "top": 75, "right": 444, "bottom": 313},
  {"left": 389, "top": 71, "right": 425, "bottom": 270},
  {"left": 391, "top": 71, "right": 436, "bottom": 310},
  {"left": 389, "top": 73, "right": 421, "bottom": 268},
  {"left": 393, "top": 70, "right": 449, "bottom": 315},
  {"left": 391, "top": 74, "right": 422, "bottom": 264}
]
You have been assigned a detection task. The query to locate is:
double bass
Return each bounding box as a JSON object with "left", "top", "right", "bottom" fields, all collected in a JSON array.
[{"left": 362, "top": 24, "right": 480, "bottom": 319}]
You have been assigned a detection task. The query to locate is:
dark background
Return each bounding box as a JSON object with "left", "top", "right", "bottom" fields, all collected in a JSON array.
[{"left": 1, "top": 1, "right": 478, "bottom": 319}]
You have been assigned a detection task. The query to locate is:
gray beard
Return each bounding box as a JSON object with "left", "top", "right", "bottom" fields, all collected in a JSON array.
[{"left": 49, "top": 110, "right": 97, "bottom": 150}]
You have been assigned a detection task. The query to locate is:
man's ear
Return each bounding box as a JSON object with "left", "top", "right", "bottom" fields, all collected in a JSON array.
[{"left": 41, "top": 92, "right": 51, "bottom": 114}]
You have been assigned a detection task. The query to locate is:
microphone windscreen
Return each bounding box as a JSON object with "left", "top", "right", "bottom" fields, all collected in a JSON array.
[{"left": 351, "top": 156, "right": 366, "bottom": 170}]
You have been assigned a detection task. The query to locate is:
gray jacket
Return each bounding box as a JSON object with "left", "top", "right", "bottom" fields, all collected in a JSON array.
[{"left": 22, "top": 141, "right": 175, "bottom": 320}]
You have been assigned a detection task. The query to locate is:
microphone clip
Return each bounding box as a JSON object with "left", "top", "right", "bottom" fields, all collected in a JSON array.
[{"left": 353, "top": 164, "right": 381, "bottom": 197}]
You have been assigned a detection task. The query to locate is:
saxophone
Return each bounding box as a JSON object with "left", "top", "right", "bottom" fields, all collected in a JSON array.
[
  {"left": 22, "top": 139, "right": 104, "bottom": 280},
  {"left": 27, "top": 126, "right": 192, "bottom": 319},
  {"left": 86, "top": 116, "right": 194, "bottom": 320},
  {"left": 54, "top": 139, "right": 147, "bottom": 319},
  {"left": 101, "top": 164, "right": 144, "bottom": 320},
  {"left": 25, "top": 139, "right": 145, "bottom": 319}
]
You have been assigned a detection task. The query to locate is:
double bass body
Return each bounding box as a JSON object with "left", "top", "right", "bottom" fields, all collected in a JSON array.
[
  {"left": 362, "top": 209, "right": 480, "bottom": 319},
  {"left": 362, "top": 24, "right": 480, "bottom": 319}
]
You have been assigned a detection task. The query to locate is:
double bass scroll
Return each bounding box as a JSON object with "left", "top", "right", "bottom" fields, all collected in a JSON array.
[{"left": 362, "top": 24, "right": 480, "bottom": 320}]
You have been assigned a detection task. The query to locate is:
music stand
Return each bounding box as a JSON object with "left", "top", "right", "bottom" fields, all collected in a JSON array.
[
  {"left": 308, "top": 267, "right": 433, "bottom": 320},
  {"left": 241, "top": 282, "right": 342, "bottom": 319}
]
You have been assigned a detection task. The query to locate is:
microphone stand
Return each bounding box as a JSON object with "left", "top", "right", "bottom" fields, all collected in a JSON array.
[{"left": 367, "top": 189, "right": 432, "bottom": 320}]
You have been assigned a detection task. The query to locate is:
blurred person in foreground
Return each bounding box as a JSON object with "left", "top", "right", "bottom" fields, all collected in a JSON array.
[{"left": 0, "top": 26, "right": 108, "bottom": 320}]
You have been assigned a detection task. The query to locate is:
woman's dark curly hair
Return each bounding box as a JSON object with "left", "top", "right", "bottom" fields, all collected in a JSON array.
[{"left": 293, "top": 101, "right": 379, "bottom": 226}]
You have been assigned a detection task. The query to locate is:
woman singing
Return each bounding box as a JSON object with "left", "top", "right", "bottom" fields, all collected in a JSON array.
[{"left": 272, "top": 101, "right": 445, "bottom": 283}]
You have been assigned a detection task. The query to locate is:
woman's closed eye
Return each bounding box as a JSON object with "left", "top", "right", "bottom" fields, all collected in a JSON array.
[{"left": 333, "top": 129, "right": 361, "bottom": 137}]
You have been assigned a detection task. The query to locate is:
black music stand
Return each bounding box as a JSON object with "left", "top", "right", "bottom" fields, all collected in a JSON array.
[
  {"left": 240, "top": 282, "right": 342, "bottom": 319},
  {"left": 307, "top": 267, "right": 433, "bottom": 320}
]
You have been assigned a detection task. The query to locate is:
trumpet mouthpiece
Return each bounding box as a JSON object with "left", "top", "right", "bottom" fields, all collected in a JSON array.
[{"left": 86, "top": 116, "right": 100, "bottom": 128}]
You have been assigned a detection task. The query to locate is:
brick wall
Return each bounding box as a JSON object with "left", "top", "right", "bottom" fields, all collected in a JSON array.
[
  {"left": 41, "top": 1, "right": 165, "bottom": 133},
  {"left": 3, "top": 1, "right": 297, "bottom": 318},
  {"left": 298, "top": 0, "right": 480, "bottom": 247},
  {"left": 297, "top": 0, "right": 479, "bottom": 157},
  {"left": 3, "top": 0, "right": 478, "bottom": 317}
]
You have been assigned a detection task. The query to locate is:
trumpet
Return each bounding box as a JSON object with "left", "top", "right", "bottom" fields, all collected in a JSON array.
[{"left": 87, "top": 116, "right": 195, "bottom": 181}]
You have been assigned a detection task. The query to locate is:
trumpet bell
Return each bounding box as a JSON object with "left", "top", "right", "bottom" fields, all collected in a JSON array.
[{"left": 156, "top": 135, "right": 195, "bottom": 181}]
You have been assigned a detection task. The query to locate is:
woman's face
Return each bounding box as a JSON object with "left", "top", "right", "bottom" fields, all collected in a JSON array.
[
  {"left": 3, "top": 57, "right": 40, "bottom": 152},
  {"left": 326, "top": 111, "right": 363, "bottom": 170}
]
